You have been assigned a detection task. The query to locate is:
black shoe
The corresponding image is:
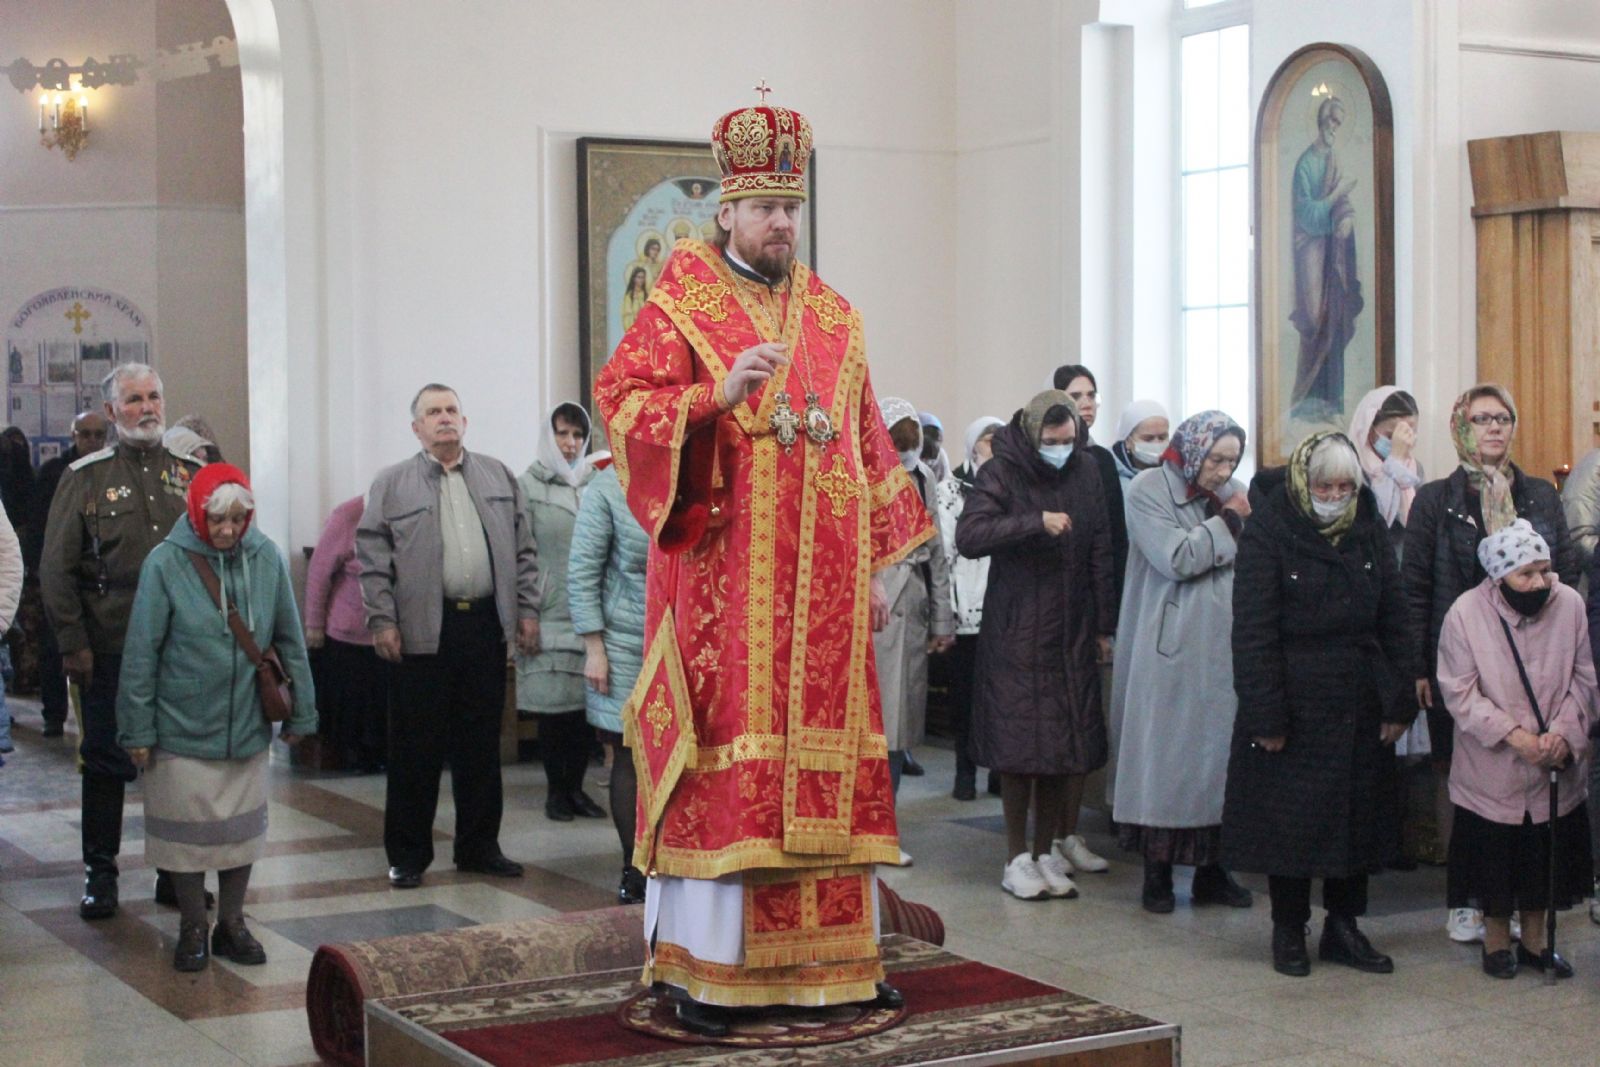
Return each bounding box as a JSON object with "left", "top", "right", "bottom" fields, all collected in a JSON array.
[
  {"left": 1272, "top": 923, "right": 1311, "bottom": 977},
  {"left": 212, "top": 921, "right": 267, "bottom": 965},
  {"left": 952, "top": 780, "right": 977, "bottom": 801},
  {"left": 388, "top": 866, "right": 423, "bottom": 889},
  {"left": 174, "top": 921, "right": 209, "bottom": 972},
  {"left": 674, "top": 998, "right": 731, "bottom": 1038},
  {"left": 1516, "top": 943, "right": 1574, "bottom": 979},
  {"left": 1142, "top": 859, "right": 1175, "bottom": 914},
  {"left": 900, "top": 752, "right": 925, "bottom": 777},
  {"left": 1318, "top": 916, "right": 1394, "bottom": 973},
  {"left": 619, "top": 866, "right": 646, "bottom": 905},
  {"left": 153, "top": 871, "right": 215, "bottom": 910},
  {"left": 79, "top": 874, "right": 118, "bottom": 920},
  {"left": 1191, "top": 865, "right": 1254, "bottom": 908},
  {"left": 456, "top": 854, "right": 524, "bottom": 878},
  {"left": 546, "top": 794, "right": 576, "bottom": 822},
  {"left": 569, "top": 790, "right": 606, "bottom": 818},
  {"left": 872, "top": 981, "right": 905, "bottom": 1009},
  {"left": 1482, "top": 947, "right": 1518, "bottom": 979},
  {"left": 41, "top": 720, "right": 64, "bottom": 738},
  {"left": 986, "top": 772, "right": 1002, "bottom": 796}
]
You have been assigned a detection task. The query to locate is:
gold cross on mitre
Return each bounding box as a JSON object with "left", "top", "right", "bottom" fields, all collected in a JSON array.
[
  {"left": 64, "top": 301, "right": 91, "bottom": 334},
  {"left": 753, "top": 79, "right": 773, "bottom": 104}
]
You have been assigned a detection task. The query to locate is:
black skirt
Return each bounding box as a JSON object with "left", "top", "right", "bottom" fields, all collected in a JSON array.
[
  {"left": 1450, "top": 804, "right": 1593, "bottom": 918},
  {"left": 312, "top": 638, "right": 391, "bottom": 766}
]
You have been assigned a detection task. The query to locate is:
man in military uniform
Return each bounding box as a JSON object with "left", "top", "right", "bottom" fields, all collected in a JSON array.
[{"left": 40, "top": 364, "right": 203, "bottom": 919}]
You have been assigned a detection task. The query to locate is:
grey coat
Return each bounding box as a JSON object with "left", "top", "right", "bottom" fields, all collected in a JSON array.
[
  {"left": 1110, "top": 464, "right": 1244, "bottom": 828},
  {"left": 874, "top": 463, "right": 954, "bottom": 750},
  {"left": 515, "top": 460, "right": 594, "bottom": 713},
  {"left": 356, "top": 450, "right": 539, "bottom": 654},
  {"left": 567, "top": 466, "right": 648, "bottom": 735}
]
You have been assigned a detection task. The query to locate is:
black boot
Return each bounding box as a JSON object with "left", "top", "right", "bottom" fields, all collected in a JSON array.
[
  {"left": 900, "top": 751, "right": 925, "bottom": 777},
  {"left": 674, "top": 997, "right": 731, "bottom": 1038},
  {"left": 1272, "top": 923, "right": 1311, "bottom": 977},
  {"left": 173, "top": 920, "right": 209, "bottom": 972},
  {"left": 1318, "top": 915, "right": 1394, "bottom": 973},
  {"left": 872, "top": 981, "right": 905, "bottom": 1009},
  {"left": 1142, "top": 858, "right": 1175, "bottom": 914},
  {"left": 79, "top": 774, "right": 123, "bottom": 920},
  {"left": 1191, "top": 865, "right": 1254, "bottom": 908},
  {"left": 954, "top": 748, "right": 977, "bottom": 800},
  {"left": 618, "top": 866, "right": 646, "bottom": 905}
]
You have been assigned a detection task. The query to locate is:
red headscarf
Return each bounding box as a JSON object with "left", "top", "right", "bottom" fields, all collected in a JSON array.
[{"left": 186, "top": 462, "right": 253, "bottom": 546}]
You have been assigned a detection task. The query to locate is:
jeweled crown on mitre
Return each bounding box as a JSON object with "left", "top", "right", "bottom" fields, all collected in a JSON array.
[{"left": 711, "top": 96, "right": 812, "bottom": 203}]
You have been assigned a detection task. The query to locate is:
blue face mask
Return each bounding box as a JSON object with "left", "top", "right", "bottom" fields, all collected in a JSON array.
[
  {"left": 1038, "top": 443, "right": 1073, "bottom": 469},
  {"left": 1373, "top": 435, "right": 1392, "bottom": 460}
]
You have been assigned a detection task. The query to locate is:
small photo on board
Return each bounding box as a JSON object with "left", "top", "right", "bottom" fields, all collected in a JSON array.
[
  {"left": 46, "top": 342, "right": 77, "bottom": 385},
  {"left": 7, "top": 343, "right": 39, "bottom": 387},
  {"left": 115, "top": 340, "right": 146, "bottom": 365}
]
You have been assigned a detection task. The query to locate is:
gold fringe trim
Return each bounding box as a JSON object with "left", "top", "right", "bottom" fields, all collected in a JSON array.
[{"left": 650, "top": 942, "right": 883, "bottom": 1009}]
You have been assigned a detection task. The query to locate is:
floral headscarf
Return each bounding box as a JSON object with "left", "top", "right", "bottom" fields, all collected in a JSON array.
[
  {"left": 1020, "top": 390, "right": 1080, "bottom": 449},
  {"left": 1162, "top": 410, "right": 1246, "bottom": 487},
  {"left": 1288, "top": 431, "right": 1360, "bottom": 545},
  {"left": 1450, "top": 384, "right": 1518, "bottom": 534}
]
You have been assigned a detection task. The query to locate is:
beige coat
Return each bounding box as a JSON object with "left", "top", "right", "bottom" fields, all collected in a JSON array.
[{"left": 874, "top": 462, "right": 954, "bottom": 751}]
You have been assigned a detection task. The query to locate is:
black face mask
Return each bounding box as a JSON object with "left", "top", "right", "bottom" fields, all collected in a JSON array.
[{"left": 1501, "top": 583, "right": 1551, "bottom": 618}]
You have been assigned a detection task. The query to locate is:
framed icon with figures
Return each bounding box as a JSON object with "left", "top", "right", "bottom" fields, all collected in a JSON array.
[
  {"left": 576, "top": 137, "right": 816, "bottom": 444},
  {"left": 1254, "top": 43, "right": 1394, "bottom": 466}
]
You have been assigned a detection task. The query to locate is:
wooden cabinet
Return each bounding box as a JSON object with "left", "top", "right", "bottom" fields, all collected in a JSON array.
[{"left": 1470, "top": 131, "right": 1600, "bottom": 482}]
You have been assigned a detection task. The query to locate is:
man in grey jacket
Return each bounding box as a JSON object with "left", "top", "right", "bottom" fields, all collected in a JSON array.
[{"left": 357, "top": 384, "right": 541, "bottom": 888}]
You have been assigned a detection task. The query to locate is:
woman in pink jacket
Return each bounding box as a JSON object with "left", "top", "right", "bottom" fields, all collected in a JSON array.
[
  {"left": 1437, "top": 519, "right": 1597, "bottom": 979},
  {"left": 305, "top": 495, "right": 390, "bottom": 772}
]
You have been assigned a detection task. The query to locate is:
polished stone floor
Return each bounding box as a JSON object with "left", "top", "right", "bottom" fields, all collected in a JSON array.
[{"left": 2, "top": 698, "right": 1598, "bottom": 1066}]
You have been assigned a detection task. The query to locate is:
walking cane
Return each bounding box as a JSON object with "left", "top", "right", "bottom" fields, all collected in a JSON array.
[{"left": 1545, "top": 763, "right": 1559, "bottom": 985}]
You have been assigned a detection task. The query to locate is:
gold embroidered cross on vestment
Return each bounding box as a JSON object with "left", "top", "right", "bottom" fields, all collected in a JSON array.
[{"left": 813, "top": 454, "right": 861, "bottom": 518}]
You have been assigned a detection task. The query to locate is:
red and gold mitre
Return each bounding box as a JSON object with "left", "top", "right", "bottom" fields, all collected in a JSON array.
[{"left": 710, "top": 103, "right": 812, "bottom": 202}]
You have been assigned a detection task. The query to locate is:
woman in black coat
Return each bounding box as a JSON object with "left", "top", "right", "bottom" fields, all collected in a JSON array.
[
  {"left": 958, "top": 390, "right": 1116, "bottom": 902},
  {"left": 1222, "top": 432, "right": 1415, "bottom": 977}
]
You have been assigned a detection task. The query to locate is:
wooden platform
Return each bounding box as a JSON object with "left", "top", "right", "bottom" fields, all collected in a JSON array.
[{"left": 364, "top": 935, "right": 1179, "bottom": 1066}]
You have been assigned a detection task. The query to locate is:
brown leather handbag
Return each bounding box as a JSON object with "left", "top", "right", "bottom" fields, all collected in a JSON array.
[{"left": 186, "top": 551, "right": 295, "bottom": 724}]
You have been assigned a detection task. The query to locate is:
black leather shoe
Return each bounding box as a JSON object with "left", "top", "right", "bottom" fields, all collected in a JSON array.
[
  {"left": 212, "top": 921, "right": 267, "bottom": 965},
  {"left": 41, "top": 721, "right": 64, "bottom": 738},
  {"left": 1142, "top": 860, "right": 1175, "bottom": 914},
  {"left": 79, "top": 874, "right": 119, "bottom": 920},
  {"left": 388, "top": 866, "right": 423, "bottom": 889},
  {"left": 1482, "top": 947, "right": 1518, "bottom": 979},
  {"left": 1318, "top": 916, "right": 1394, "bottom": 973},
  {"left": 1191, "top": 865, "right": 1254, "bottom": 908},
  {"left": 546, "top": 794, "right": 576, "bottom": 822},
  {"left": 900, "top": 752, "right": 925, "bottom": 777},
  {"left": 569, "top": 790, "right": 607, "bottom": 818},
  {"left": 174, "top": 921, "right": 210, "bottom": 972},
  {"left": 456, "top": 854, "right": 524, "bottom": 878},
  {"left": 154, "top": 871, "right": 214, "bottom": 910},
  {"left": 619, "top": 866, "right": 646, "bottom": 905},
  {"left": 674, "top": 998, "right": 731, "bottom": 1038},
  {"left": 872, "top": 981, "right": 905, "bottom": 1009},
  {"left": 1517, "top": 943, "right": 1574, "bottom": 979},
  {"left": 1272, "top": 923, "right": 1311, "bottom": 977},
  {"left": 952, "top": 780, "right": 977, "bottom": 801}
]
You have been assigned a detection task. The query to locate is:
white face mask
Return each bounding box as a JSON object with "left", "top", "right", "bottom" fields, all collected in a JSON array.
[
  {"left": 1311, "top": 495, "right": 1353, "bottom": 522},
  {"left": 1038, "top": 443, "right": 1073, "bottom": 468},
  {"left": 898, "top": 449, "right": 920, "bottom": 472},
  {"left": 1131, "top": 439, "right": 1167, "bottom": 465}
]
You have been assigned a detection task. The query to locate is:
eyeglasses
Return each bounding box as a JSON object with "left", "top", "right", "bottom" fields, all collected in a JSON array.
[{"left": 1468, "top": 414, "right": 1514, "bottom": 427}]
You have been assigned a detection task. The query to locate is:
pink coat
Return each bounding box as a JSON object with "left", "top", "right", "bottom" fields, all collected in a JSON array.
[
  {"left": 1437, "top": 578, "right": 1597, "bottom": 825},
  {"left": 304, "top": 496, "right": 372, "bottom": 647}
]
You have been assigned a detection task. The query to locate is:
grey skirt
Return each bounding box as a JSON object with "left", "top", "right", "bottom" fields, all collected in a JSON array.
[{"left": 141, "top": 748, "right": 269, "bottom": 872}]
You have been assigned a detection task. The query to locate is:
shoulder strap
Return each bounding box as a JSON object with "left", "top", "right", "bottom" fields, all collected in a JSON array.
[
  {"left": 185, "top": 550, "right": 268, "bottom": 669},
  {"left": 1497, "top": 615, "right": 1548, "bottom": 734}
]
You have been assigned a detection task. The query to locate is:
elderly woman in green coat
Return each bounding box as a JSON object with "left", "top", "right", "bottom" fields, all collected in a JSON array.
[
  {"left": 568, "top": 460, "right": 650, "bottom": 902},
  {"left": 517, "top": 402, "right": 601, "bottom": 822}
]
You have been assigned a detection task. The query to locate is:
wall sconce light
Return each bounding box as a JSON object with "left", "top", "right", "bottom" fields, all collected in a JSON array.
[{"left": 39, "top": 86, "right": 90, "bottom": 160}]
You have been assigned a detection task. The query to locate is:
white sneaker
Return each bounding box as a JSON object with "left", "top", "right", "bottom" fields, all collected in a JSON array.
[
  {"left": 897, "top": 849, "right": 914, "bottom": 868},
  {"left": 1447, "top": 907, "right": 1485, "bottom": 944},
  {"left": 1036, "top": 853, "right": 1080, "bottom": 899},
  {"left": 1057, "top": 834, "right": 1109, "bottom": 873},
  {"left": 1002, "top": 853, "right": 1050, "bottom": 901}
]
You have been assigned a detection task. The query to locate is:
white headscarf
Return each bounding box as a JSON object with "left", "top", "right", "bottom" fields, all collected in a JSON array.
[
  {"left": 1114, "top": 399, "right": 1168, "bottom": 444},
  {"left": 1477, "top": 518, "right": 1550, "bottom": 582},
  {"left": 537, "top": 402, "right": 593, "bottom": 488},
  {"left": 963, "top": 416, "right": 1005, "bottom": 470},
  {"left": 162, "top": 425, "right": 211, "bottom": 463},
  {"left": 879, "top": 396, "right": 920, "bottom": 446}
]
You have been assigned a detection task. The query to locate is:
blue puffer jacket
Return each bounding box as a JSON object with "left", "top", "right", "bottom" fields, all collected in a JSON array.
[
  {"left": 566, "top": 466, "right": 648, "bottom": 734},
  {"left": 117, "top": 517, "right": 318, "bottom": 759}
]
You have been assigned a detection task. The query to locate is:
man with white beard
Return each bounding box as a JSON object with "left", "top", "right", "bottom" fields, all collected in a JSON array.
[{"left": 41, "top": 363, "right": 204, "bottom": 919}]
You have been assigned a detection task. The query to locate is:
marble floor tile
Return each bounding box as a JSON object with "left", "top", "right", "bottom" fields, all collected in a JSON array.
[
  {"left": 187, "top": 1007, "right": 322, "bottom": 1067},
  {"left": 0, "top": 1021, "right": 246, "bottom": 1067},
  {"left": 260, "top": 902, "right": 477, "bottom": 950}
]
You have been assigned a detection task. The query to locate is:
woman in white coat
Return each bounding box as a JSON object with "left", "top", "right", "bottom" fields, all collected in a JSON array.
[{"left": 1111, "top": 410, "right": 1254, "bottom": 914}]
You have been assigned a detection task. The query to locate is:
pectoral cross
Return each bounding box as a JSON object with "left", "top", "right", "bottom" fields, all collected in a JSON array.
[
  {"left": 754, "top": 79, "right": 773, "bottom": 104},
  {"left": 64, "top": 301, "right": 90, "bottom": 334},
  {"left": 769, "top": 391, "right": 801, "bottom": 452}
]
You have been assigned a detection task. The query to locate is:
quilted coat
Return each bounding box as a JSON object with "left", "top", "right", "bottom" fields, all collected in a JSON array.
[
  {"left": 514, "top": 460, "right": 595, "bottom": 713},
  {"left": 567, "top": 465, "right": 648, "bottom": 736},
  {"left": 1220, "top": 468, "right": 1415, "bottom": 879},
  {"left": 955, "top": 416, "right": 1116, "bottom": 776}
]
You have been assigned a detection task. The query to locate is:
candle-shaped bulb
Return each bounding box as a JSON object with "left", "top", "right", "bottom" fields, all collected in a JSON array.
[
  {"left": 38, "top": 94, "right": 47, "bottom": 133},
  {"left": 78, "top": 95, "right": 88, "bottom": 131}
]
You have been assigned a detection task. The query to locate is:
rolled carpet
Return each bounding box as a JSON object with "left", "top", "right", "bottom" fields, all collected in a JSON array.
[{"left": 306, "top": 880, "right": 942, "bottom": 1067}]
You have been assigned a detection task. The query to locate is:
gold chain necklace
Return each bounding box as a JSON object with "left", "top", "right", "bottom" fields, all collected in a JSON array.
[{"left": 746, "top": 280, "right": 836, "bottom": 452}]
